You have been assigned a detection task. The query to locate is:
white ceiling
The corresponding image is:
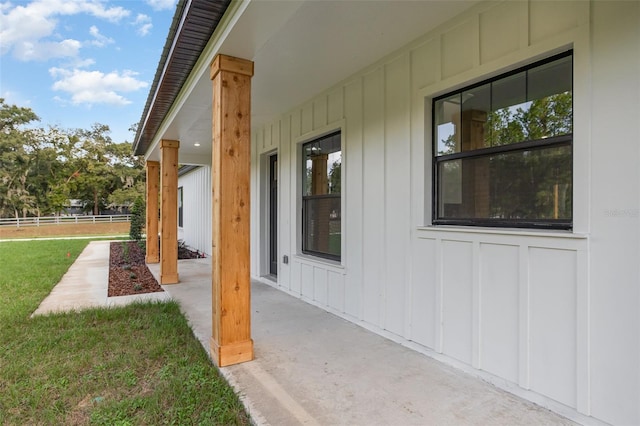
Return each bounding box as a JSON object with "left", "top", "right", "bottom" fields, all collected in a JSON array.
[{"left": 149, "top": 0, "right": 479, "bottom": 164}]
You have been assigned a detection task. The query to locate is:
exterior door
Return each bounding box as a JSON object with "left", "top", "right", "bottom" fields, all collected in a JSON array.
[{"left": 269, "top": 154, "right": 278, "bottom": 276}]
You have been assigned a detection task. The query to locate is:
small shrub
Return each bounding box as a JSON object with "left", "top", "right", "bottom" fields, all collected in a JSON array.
[
  {"left": 129, "top": 197, "right": 145, "bottom": 241},
  {"left": 121, "top": 241, "right": 130, "bottom": 263},
  {"left": 129, "top": 272, "right": 137, "bottom": 279}
]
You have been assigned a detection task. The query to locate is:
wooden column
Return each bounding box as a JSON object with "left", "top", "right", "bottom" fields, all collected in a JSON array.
[
  {"left": 145, "top": 160, "right": 160, "bottom": 264},
  {"left": 310, "top": 154, "right": 329, "bottom": 253},
  {"left": 210, "top": 54, "right": 254, "bottom": 367},
  {"left": 160, "top": 139, "right": 179, "bottom": 284},
  {"left": 460, "top": 110, "right": 489, "bottom": 218}
]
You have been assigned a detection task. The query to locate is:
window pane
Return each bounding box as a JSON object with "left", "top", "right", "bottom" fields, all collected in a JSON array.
[
  {"left": 302, "top": 131, "right": 341, "bottom": 259},
  {"left": 487, "top": 71, "right": 528, "bottom": 147},
  {"left": 526, "top": 56, "right": 573, "bottom": 140},
  {"left": 528, "top": 55, "right": 572, "bottom": 102},
  {"left": 303, "top": 132, "right": 341, "bottom": 197},
  {"left": 303, "top": 195, "right": 341, "bottom": 258},
  {"left": 461, "top": 83, "right": 490, "bottom": 151},
  {"left": 434, "top": 94, "right": 460, "bottom": 155},
  {"left": 438, "top": 159, "right": 462, "bottom": 217},
  {"left": 437, "top": 145, "right": 572, "bottom": 221}
]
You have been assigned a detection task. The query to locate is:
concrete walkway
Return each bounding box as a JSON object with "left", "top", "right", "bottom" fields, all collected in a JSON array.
[
  {"left": 33, "top": 240, "right": 576, "bottom": 425},
  {"left": 32, "top": 240, "right": 169, "bottom": 316}
]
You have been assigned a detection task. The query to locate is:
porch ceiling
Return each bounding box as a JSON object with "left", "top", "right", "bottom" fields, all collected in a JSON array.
[{"left": 140, "top": 0, "right": 480, "bottom": 164}]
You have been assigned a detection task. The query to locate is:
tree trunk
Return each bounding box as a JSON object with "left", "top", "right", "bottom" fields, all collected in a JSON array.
[{"left": 93, "top": 190, "right": 99, "bottom": 215}]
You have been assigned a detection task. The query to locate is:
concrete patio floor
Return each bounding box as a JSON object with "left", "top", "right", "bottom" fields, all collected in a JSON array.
[{"left": 34, "top": 241, "right": 576, "bottom": 425}]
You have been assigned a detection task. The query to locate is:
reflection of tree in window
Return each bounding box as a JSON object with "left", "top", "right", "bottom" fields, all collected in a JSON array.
[
  {"left": 433, "top": 51, "right": 573, "bottom": 228},
  {"left": 486, "top": 92, "right": 572, "bottom": 146},
  {"left": 302, "top": 132, "right": 341, "bottom": 259}
]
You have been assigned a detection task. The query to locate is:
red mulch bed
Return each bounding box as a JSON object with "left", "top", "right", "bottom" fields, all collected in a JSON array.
[
  {"left": 108, "top": 241, "right": 205, "bottom": 297},
  {"left": 108, "top": 241, "right": 163, "bottom": 297}
]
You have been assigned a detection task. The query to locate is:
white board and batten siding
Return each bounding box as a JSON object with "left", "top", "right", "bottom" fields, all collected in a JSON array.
[
  {"left": 177, "top": 166, "right": 212, "bottom": 256},
  {"left": 248, "top": 1, "right": 638, "bottom": 425}
]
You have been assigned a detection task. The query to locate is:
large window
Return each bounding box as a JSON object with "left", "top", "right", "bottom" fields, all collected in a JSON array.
[
  {"left": 433, "top": 51, "right": 573, "bottom": 229},
  {"left": 302, "top": 131, "right": 341, "bottom": 260}
]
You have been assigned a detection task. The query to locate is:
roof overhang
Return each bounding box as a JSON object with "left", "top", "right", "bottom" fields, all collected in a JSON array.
[
  {"left": 135, "top": 0, "right": 481, "bottom": 164},
  {"left": 133, "top": 0, "right": 231, "bottom": 157}
]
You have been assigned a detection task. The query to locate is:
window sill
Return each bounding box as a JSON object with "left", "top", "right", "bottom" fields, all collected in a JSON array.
[{"left": 416, "top": 225, "right": 587, "bottom": 240}]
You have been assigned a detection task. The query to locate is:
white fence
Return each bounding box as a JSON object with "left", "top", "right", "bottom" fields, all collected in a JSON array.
[{"left": 0, "top": 215, "right": 131, "bottom": 228}]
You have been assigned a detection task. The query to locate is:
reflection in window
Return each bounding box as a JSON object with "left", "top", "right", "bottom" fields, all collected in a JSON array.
[
  {"left": 302, "top": 131, "right": 341, "bottom": 260},
  {"left": 433, "top": 51, "right": 573, "bottom": 228},
  {"left": 178, "top": 186, "right": 183, "bottom": 228},
  {"left": 434, "top": 55, "right": 572, "bottom": 153},
  {"left": 438, "top": 146, "right": 572, "bottom": 220}
]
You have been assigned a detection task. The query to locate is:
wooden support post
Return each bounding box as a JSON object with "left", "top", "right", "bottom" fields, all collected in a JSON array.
[
  {"left": 160, "top": 140, "right": 179, "bottom": 284},
  {"left": 210, "top": 54, "right": 254, "bottom": 367},
  {"left": 311, "top": 154, "right": 329, "bottom": 253},
  {"left": 146, "top": 161, "right": 160, "bottom": 263},
  {"left": 460, "top": 110, "right": 489, "bottom": 217}
]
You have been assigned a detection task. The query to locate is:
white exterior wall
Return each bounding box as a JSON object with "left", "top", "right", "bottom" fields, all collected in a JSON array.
[
  {"left": 589, "top": 2, "right": 640, "bottom": 423},
  {"left": 177, "top": 166, "right": 212, "bottom": 256},
  {"left": 249, "top": 1, "right": 640, "bottom": 425}
]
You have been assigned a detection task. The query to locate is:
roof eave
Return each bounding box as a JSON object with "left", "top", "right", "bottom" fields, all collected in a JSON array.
[{"left": 133, "top": 0, "right": 231, "bottom": 157}]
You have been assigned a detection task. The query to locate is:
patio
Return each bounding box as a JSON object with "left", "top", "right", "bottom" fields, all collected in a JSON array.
[
  {"left": 147, "top": 257, "right": 575, "bottom": 425},
  {"left": 32, "top": 241, "right": 574, "bottom": 424}
]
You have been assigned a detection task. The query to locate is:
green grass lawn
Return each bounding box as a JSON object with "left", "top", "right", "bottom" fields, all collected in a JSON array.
[{"left": 0, "top": 240, "right": 250, "bottom": 425}]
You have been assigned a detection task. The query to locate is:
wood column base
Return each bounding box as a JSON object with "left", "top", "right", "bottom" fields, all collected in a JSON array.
[
  {"left": 146, "top": 255, "right": 159, "bottom": 264},
  {"left": 161, "top": 273, "right": 179, "bottom": 285},
  {"left": 211, "top": 338, "right": 254, "bottom": 367}
]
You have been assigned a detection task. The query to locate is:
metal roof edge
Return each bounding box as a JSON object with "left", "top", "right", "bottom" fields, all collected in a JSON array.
[
  {"left": 133, "top": 0, "right": 187, "bottom": 156},
  {"left": 133, "top": 0, "right": 231, "bottom": 157}
]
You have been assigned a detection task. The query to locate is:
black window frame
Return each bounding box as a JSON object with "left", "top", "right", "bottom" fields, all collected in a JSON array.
[
  {"left": 432, "top": 50, "right": 573, "bottom": 230},
  {"left": 301, "top": 131, "right": 342, "bottom": 261}
]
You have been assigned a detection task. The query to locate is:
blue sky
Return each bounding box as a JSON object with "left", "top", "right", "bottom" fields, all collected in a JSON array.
[{"left": 0, "top": 0, "right": 177, "bottom": 144}]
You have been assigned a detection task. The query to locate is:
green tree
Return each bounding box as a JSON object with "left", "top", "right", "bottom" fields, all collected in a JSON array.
[
  {"left": 24, "top": 126, "right": 75, "bottom": 215},
  {"left": 129, "top": 196, "right": 145, "bottom": 241},
  {"left": 0, "top": 100, "right": 145, "bottom": 219},
  {"left": 106, "top": 139, "right": 145, "bottom": 212},
  {"left": 329, "top": 160, "right": 341, "bottom": 194},
  {"left": 0, "top": 99, "right": 40, "bottom": 218},
  {"left": 66, "top": 124, "right": 144, "bottom": 215},
  {"left": 41, "top": 127, "right": 78, "bottom": 215}
]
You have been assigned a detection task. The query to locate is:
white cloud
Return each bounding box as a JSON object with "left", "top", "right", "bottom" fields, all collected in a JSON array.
[
  {"left": 145, "top": 0, "right": 176, "bottom": 11},
  {"left": 88, "top": 25, "right": 114, "bottom": 47},
  {"left": 66, "top": 57, "right": 96, "bottom": 68},
  {"left": 14, "top": 39, "right": 82, "bottom": 61},
  {"left": 0, "top": 0, "right": 130, "bottom": 61},
  {"left": 134, "top": 13, "right": 152, "bottom": 37},
  {"left": 39, "top": 0, "right": 129, "bottom": 23},
  {"left": 49, "top": 67, "right": 148, "bottom": 106},
  {"left": 138, "top": 22, "right": 152, "bottom": 37},
  {"left": 1, "top": 90, "right": 32, "bottom": 107}
]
